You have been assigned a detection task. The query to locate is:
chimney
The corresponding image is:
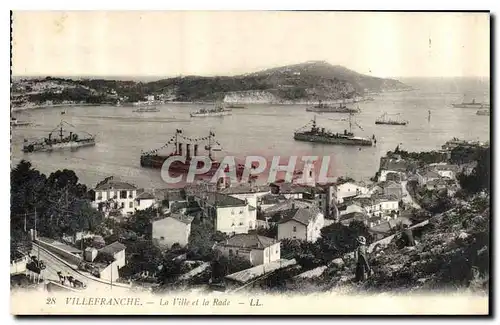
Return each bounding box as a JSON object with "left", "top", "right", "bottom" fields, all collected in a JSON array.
[
  {"left": 186, "top": 144, "right": 191, "bottom": 160},
  {"left": 292, "top": 202, "right": 295, "bottom": 209},
  {"left": 178, "top": 143, "right": 183, "bottom": 156},
  {"left": 194, "top": 144, "right": 199, "bottom": 156}
]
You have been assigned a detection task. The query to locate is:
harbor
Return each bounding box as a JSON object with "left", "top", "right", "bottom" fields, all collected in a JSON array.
[{"left": 10, "top": 86, "right": 490, "bottom": 189}]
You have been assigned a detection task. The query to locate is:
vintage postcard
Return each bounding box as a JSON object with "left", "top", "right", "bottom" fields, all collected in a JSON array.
[{"left": 10, "top": 11, "right": 490, "bottom": 315}]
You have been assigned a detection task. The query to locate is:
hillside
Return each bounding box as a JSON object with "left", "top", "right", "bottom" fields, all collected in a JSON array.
[{"left": 11, "top": 61, "right": 412, "bottom": 107}]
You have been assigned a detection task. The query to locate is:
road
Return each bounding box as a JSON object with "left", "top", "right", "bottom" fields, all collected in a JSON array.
[
  {"left": 401, "top": 180, "right": 421, "bottom": 209},
  {"left": 31, "top": 244, "right": 130, "bottom": 293}
]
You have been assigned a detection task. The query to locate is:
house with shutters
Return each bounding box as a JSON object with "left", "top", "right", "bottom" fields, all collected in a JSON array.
[
  {"left": 214, "top": 234, "right": 281, "bottom": 266},
  {"left": 276, "top": 205, "right": 325, "bottom": 243}
]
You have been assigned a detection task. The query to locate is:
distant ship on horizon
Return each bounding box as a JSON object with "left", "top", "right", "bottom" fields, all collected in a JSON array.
[
  {"left": 306, "top": 100, "right": 361, "bottom": 113},
  {"left": 190, "top": 102, "right": 232, "bottom": 117},
  {"left": 452, "top": 95, "right": 490, "bottom": 109}
]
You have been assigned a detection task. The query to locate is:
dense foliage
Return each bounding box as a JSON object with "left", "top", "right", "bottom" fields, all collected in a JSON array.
[{"left": 10, "top": 161, "right": 103, "bottom": 257}]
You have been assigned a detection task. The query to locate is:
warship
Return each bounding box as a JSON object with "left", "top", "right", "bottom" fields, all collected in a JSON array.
[
  {"left": 294, "top": 114, "right": 376, "bottom": 146},
  {"left": 140, "top": 129, "right": 249, "bottom": 178},
  {"left": 133, "top": 106, "right": 160, "bottom": 113},
  {"left": 375, "top": 112, "right": 408, "bottom": 125},
  {"left": 22, "top": 121, "right": 96, "bottom": 153},
  {"left": 452, "top": 96, "right": 490, "bottom": 109},
  {"left": 190, "top": 103, "right": 232, "bottom": 117},
  {"left": 306, "top": 100, "right": 360, "bottom": 113},
  {"left": 10, "top": 117, "right": 32, "bottom": 127},
  {"left": 225, "top": 104, "right": 247, "bottom": 109}
]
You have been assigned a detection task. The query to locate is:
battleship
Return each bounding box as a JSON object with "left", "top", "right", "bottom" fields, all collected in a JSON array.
[
  {"left": 22, "top": 121, "right": 96, "bottom": 153},
  {"left": 140, "top": 129, "right": 249, "bottom": 178},
  {"left": 190, "top": 103, "right": 232, "bottom": 117},
  {"left": 225, "top": 104, "right": 247, "bottom": 109},
  {"left": 294, "top": 114, "right": 376, "bottom": 146},
  {"left": 133, "top": 106, "right": 160, "bottom": 113},
  {"left": 375, "top": 112, "right": 408, "bottom": 125},
  {"left": 452, "top": 96, "right": 490, "bottom": 109},
  {"left": 10, "top": 117, "right": 32, "bottom": 127},
  {"left": 306, "top": 100, "right": 360, "bottom": 113}
]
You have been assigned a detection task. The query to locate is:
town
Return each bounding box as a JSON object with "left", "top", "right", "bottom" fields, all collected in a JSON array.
[{"left": 10, "top": 138, "right": 490, "bottom": 295}]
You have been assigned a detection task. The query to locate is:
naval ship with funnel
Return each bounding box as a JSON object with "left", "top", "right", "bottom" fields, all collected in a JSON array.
[
  {"left": 140, "top": 129, "right": 251, "bottom": 178},
  {"left": 294, "top": 114, "right": 376, "bottom": 146},
  {"left": 306, "top": 100, "right": 360, "bottom": 113},
  {"left": 22, "top": 121, "right": 96, "bottom": 153},
  {"left": 452, "top": 95, "right": 490, "bottom": 109}
]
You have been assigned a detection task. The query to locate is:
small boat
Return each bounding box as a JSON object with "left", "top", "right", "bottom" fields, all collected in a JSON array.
[
  {"left": 190, "top": 102, "right": 232, "bottom": 118},
  {"left": 11, "top": 117, "right": 32, "bottom": 127},
  {"left": 22, "top": 121, "right": 96, "bottom": 153},
  {"left": 133, "top": 107, "right": 160, "bottom": 113},
  {"left": 375, "top": 112, "right": 408, "bottom": 126},
  {"left": 476, "top": 109, "right": 490, "bottom": 116},
  {"left": 61, "top": 111, "right": 66, "bottom": 115}
]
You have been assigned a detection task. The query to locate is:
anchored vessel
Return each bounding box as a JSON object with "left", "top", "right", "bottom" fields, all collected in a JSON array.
[
  {"left": 133, "top": 106, "right": 160, "bottom": 113},
  {"left": 306, "top": 100, "right": 360, "bottom": 113},
  {"left": 140, "top": 129, "right": 248, "bottom": 178},
  {"left": 22, "top": 121, "right": 96, "bottom": 153},
  {"left": 11, "top": 117, "right": 31, "bottom": 127},
  {"left": 225, "top": 104, "right": 247, "bottom": 109},
  {"left": 452, "top": 96, "right": 490, "bottom": 109},
  {"left": 476, "top": 109, "right": 490, "bottom": 116},
  {"left": 190, "top": 103, "right": 232, "bottom": 117},
  {"left": 375, "top": 112, "right": 408, "bottom": 125},
  {"left": 294, "top": 114, "right": 376, "bottom": 146}
]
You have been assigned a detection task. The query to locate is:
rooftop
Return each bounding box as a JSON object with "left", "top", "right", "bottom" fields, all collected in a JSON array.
[
  {"left": 270, "top": 182, "right": 315, "bottom": 194},
  {"left": 278, "top": 206, "right": 322, "bottom": 226},
  {"left": 262, "top": 199, "right": 315, "bottom": 215},
  {"left": 339, "top": 211, "right": 367, "bottom": 223},
  {"left": 204, "top": 192, "right": 247, "bottom": 207},
  {"left": 164, "top": 213, "right": 194, "bottom": 225},
  {"left": 95, "top": 177, "right": 137, "bottom": 191},
  {"left": 418, "top": 170, "right": 441, "bottom": 179},
  {"left": 259, "top": 193, "right": 287, "bottom": 205},
  {"left": 99, "top": 241, "right": 126, "bottom": 256},
  {"left": 220, "top": 184, "right": 270, "bottom": 195},
  {"left": 136, "top": 191, "right": 155, "bottom": 200},
  {"left": 222, "top": 234, "right": 278, "bottom": 249}
]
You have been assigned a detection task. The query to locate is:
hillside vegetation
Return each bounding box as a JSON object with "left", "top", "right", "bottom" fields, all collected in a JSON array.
[{"left": 12, "top": 61, "right": 412, "bottom": 105}]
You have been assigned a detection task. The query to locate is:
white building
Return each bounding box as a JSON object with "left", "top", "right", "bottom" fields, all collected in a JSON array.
[
  {"left": 416, "top": 170, "right": 441, "bottom": 186},
  {"left": 93, "top": 177, "right": 157, "bottom": 216},
  {"left": 430, "top": 164, "right": 460, "bottom": 180},
  {"left": 335, "top": 182, "right": 369, "bottom": 204},
  {"left": 151, "top": 214, "right": 194, "bottom": 249},
  {"left": 220, "top": 184, "right": 270, "bottom": 226},
  {"left": 277, "top": 206, "right": 325, "bottom": 242},
  {"left": 98, "top": 241, "right": 126, "bottom": 269},
  {"left": 93, "top": 177, "right": 138, "bottom": 216},
  {"left": 196, "top": 192, "right": 256, "bottom": 235},
  {"left": 214, "top": 234, "right": 281, "bottom": 266},
  {"left": 135, "top": 191, "right": 156, "bottom": 210}
]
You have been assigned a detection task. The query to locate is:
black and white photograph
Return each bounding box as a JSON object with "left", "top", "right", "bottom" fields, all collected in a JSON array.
[{"left": 9, "top": 10, "right": 491, "bottom": 315}]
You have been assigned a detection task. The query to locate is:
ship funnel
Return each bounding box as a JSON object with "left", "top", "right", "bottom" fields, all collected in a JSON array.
[
  {"left": 186, "top": 144, "right": 191, "bottom": 159},
  {"left": 178, "top": 143, "right": 183, "bottom": 156},
  {"left": 194, "top": 144, "right": 199, "bottom": 156}
]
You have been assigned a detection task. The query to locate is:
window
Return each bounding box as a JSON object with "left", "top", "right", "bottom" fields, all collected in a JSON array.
[
  {"left": 121, "top": 202, "right": 125, "bottom": 208},
  {"left": 239, "top": 222, "right": 244, "bottom": 226},
  {"left": 236, "top": 250, "right": 239, "bottom": 256},
  {"left": 293, "top": 226, "right": 297, "bottom": 232},
  {"left": 160, "top": 236, "right": 165, "bottom": 240},
  {"left": 231, "top": 210, "right": 235, "bottom": 215},
  {"left": 97, "top": 194, "right": 102, "bottom": 200},
  {"left": 129, "top": 202, "right": 133, "bottom": 208},
  {"left": 229, "top": 249, "right": 234, "bottom": 256},
  {"left": 120, "top": 191, "right": 127, "bottom": 199}
]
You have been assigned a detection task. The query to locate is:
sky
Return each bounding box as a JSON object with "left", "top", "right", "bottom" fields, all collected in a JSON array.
[{"left": 11, "top": 11, "right": 490, "bottom": 78}]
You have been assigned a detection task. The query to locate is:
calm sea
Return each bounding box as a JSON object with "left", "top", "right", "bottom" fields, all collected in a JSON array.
[{"left": 10, "top": 78, "right": 490, "bottom": 189}]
